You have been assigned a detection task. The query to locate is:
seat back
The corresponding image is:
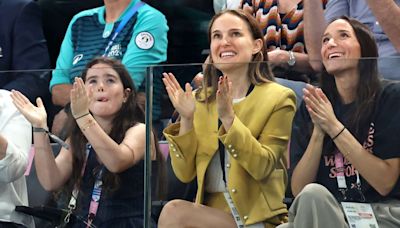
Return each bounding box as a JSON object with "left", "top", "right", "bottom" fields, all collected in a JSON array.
[
  {"left": 158, "top": 140, "right": 169, "bottom": 159},
  {"left": 26, "top": 143, "right": 61, "bottom": 207},
  {"left": 25, "top": 143, "right": 61, "bottom": 227}
]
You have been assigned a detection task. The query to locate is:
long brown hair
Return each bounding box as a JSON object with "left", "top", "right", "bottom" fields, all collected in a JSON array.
[
  {"left": 196, "top": 9, "right": 274, "bottom": 102},
  {"left": 63, "top": 57, "right": 165, "bottom": 198},
  {"left": 320, "top": 16, "right": 381, "bottom": 154}
]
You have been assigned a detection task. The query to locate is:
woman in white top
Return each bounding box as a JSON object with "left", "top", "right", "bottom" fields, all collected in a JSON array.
[{"left": 0, "top": 89, "right": 34, "bottom": 228}]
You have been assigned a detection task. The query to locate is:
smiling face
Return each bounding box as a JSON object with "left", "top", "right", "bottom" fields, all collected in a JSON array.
[
  {"left": 85, "top": 63, "right": 130, "bottom": 118},
  {"left": 210, "top": 12, "right": 262, "bottom": 73},
  {"left": 321, "top": 19, "right": 361, "bottom": 75}
]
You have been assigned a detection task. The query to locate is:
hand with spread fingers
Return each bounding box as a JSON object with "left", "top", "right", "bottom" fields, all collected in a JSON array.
[
  {"left": 303, "top": 84, "right": 340, "bottom": 136},
  {"left": 216, "top": 75, "right": 235, "bottom": 129},
  {"left": 10, "top": 90, "right": 47, "bottom": 128},
  {"left": 162, "top": 72, "right": 195, "bottom": 121},
  {"left": 70, "top": 77, "right": 91, "bottom": 119}
]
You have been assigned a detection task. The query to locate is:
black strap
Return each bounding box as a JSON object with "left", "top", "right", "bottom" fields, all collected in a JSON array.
[
  {"left": 218, "top": 84, "right": 254, "bottom": 184},
  {"left": 218, "top": 121, "right": 226, "bottom": 183}
]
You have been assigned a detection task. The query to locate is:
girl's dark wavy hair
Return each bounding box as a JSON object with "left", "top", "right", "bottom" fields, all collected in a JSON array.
[
  {"left": 197, "top": 9, "right": 274, "bottom": 102},
  {"left": 318, "top": 16, "right": 381, "bottom": 155},
  {"left": 62, "top": 57, "right": 166, "bottom": 198}
]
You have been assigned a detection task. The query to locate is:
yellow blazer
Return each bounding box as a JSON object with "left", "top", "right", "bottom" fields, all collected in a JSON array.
[{"left": 164, "top": 81, "right": 296, "bottom": 225}]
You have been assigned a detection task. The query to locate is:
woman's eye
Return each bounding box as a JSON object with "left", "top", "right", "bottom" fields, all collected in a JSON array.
[
  {"left": 340, "top": 32, "right": 350, "bottom": 38},
  {"left": 322, "top": 37, "right": 330, "bottom": 44},
  {"left": 232, "top": 31, "right": 241, "bottom": 37},
  {"left": 88, "top": 79, "right": 97, "bottom": 84},
  {"left": 212, "top": 33, "right": 221, "bottom": 39}
]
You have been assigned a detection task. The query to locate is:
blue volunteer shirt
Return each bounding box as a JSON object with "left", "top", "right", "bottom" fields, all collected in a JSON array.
[{"left": 50, "top": 0, "right": 168, "bottom": 90}]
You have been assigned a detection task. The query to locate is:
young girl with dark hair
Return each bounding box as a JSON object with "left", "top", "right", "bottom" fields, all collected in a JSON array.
[{"left": 11, "top": 57, "right": 163, "bottom": 227}]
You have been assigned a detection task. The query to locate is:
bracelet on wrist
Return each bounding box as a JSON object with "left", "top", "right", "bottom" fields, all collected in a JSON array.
[
  {"left": 81, "top": 119, "right": 95, "bottom": 131},
  {"left": 332, "top": 126, "right": 346, "bottom": 140},
  {"left": 32, "top": 127, "right": 70, "bottom": 150},
  {"left": 32, "top": 127, "right": 49, "bottom": 133},
  {"left": 74, "top": 112, "right": 90, "bottom": 120}
]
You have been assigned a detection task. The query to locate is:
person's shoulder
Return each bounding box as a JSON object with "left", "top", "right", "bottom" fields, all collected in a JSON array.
[
  {"left": 127, "top": 122, "right": 146, "bottom": 133},
  {"left": 380, "top": 80, "right": 400, "bottom": 99},
  {"left": 253, "top": 82, "right": 296, "bottom": 108},
  {"left": 374, "top": 80, "right": 400, "bottom": 113},
  {"left": 138, "top": 2, "right": 166, "bottom": 20},
  {"left": 2, "top": 0, "right": 31, "bottom": 8},
  {"left": 0, "top": 0, "right": 36, "bottom": 16},
  {"left": 257, "top": 81, "right": 296, "bottom": 98},
  {"left": 71, "top": 5, "right": 103, "bottom": 21},
  {"left": 0, "top": 89, "right": 11, "bottom": 98},
  {"left": 0, "top": 90, "right": 15, "bottom": 110}
]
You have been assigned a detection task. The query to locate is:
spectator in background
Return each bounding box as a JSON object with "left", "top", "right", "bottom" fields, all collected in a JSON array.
[
  {"left": 50, "top": 0, "right": 168, "bottom": 135},
  {"left": 12, "top": 57, "right": 164, "bottom": 227},
  {"left": 0, "top": 0, "right": 51, "bottom": 103},
  {"left": 143, "top": 0, "right": 215, "bottom": 118},
  {"left": 280, "top": 17, "right": 400, "bottom": 228},
  {"left": 0, "top": 89, "right": 34, "bottom": 228},
  {"left": 158, "top": 9, "right": 295, "bottom": 227},
  {"left": 38, "top": 0, "right": 103, "bottom": 68},
  {"left": 303, "top": 0, "right": 400, "bottom": 80}
]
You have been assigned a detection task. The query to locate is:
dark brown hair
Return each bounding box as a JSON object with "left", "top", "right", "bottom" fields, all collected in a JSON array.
[{"left": 197, "top": 9, "right": 274, "bottom": 102}]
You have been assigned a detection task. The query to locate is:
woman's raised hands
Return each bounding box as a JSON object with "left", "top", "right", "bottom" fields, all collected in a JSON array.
[
  {"left": 11, "top": 90, "right": 47, "bottom": 128},
  {"left": 216, "top": 75, "right": 234, "bottom": 129},
  {"left": 303, "top": 84, "right": 341, "bottom": 136},
  {"left": 70, "top": 77, "right": 90, "bottom": 119},
  {"left": 162, "top": 72, "right": 195, "bottom": 121}
]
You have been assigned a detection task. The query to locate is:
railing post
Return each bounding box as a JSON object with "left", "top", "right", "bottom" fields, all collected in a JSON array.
[{"left": 144, "top": 66, "right": 153, "bottom": 228}]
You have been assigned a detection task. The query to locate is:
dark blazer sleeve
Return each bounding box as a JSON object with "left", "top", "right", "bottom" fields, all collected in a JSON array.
[{"left": 1, "top": 0, "right": 50, "bottom": 102}]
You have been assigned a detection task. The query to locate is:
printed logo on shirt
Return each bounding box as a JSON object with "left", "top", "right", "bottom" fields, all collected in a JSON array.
[
  {"left": 135, "top": 32, "right": 154, "bottom": 50},
  {"left": 103, "top": 30, "right": 111, "bottom": 38},
  {"left": 325, "top": 155, "right": 356, "bottom": 178},
  {"left": 73, "top": 54, "right": 83, "bottom": 65},
  {"left": 107, "top": 44, "right": 122, "bottom": 57},
  {"left": 362, "top": 123, "right": 375, "bottom": 153},
  {"left": 325, "top": 122, "right": 375, "bottom": 180}
]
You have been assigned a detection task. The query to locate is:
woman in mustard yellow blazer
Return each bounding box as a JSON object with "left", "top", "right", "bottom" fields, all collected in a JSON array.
[{"left": 158, "top": 9, "right": 296, "bottom": 228}]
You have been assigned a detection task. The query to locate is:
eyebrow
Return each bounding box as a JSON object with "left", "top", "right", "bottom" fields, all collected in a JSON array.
[
  {"left": 105, "top": 73, "right": 118, "bottom": 79},
  {"left": 86, "top": 73, "right": 118, "bottom": 81},
  {"left": 323, "top": 29, "right": 351, "bottom": 37},
  {"left": 86, "top": 75, "right": 98, "bottom": 81},
  {"left": 212, "top": 28, "right": 242, "bottom": 34}
]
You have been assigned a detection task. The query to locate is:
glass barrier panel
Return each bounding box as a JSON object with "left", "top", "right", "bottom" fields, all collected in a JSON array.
[{"left": 2, "top": 56, "right": 400, "bottom": 227}]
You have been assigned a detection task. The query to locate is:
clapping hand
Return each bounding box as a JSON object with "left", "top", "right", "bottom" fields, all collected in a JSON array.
[
  {"left": 303, "top": 84, "right": 339, "bottom": 135},
  {"left": 11, "top": 90, "right": 47, "bottom": 128},
  {"left": 216, "top": 76, "right": 235, "bottom": 129},
  {"left": 162, "top": 73, "right": 195, "bottom": 121},
  {"left": 70, "top": 77, "right": 90, "bottom": 119}
]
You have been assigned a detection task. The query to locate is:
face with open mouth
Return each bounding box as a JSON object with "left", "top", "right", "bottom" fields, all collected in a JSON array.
[
  {"left": 210, "top": 12, "right": 262, "bottom": 73},
  {"left": 321, "top": 19, "right": 361, "bottom": 75},
  {"left": 85, "top": 63, "right": 129, "bottom": 118}
]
